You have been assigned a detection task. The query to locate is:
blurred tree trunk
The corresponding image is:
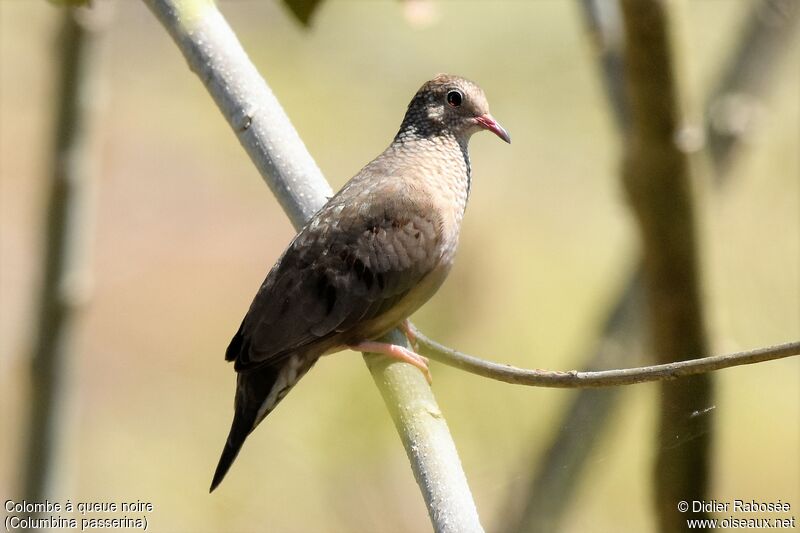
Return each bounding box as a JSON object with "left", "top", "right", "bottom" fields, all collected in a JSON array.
[
  {"left": 619, "top": 1, "right": 713, "bottom": 530},
  {"left": 503, "top": 1, "right": 799, "bottom": 530},
  {"left": 21, "top": 4, "right": 103, "bottom": 512}
]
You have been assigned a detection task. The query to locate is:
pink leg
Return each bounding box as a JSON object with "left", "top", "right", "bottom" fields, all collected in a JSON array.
[
  {"left": 350, "top": 341, "right": 432, "bottom": 384},
  {"left": 400, "top": 319, "right": 420, "bottom": 351}
]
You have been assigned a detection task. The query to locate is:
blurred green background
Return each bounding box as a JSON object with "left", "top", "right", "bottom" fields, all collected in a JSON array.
[{"left": 1, "top": 1, "right": 797, "bottom": 531}]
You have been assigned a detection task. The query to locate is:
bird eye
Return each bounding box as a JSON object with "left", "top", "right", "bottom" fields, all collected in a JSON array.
[{"left": 446, "top": 90, "right": 463, "bottom": 107}]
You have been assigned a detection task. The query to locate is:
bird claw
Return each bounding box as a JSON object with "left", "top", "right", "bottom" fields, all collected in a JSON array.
[{"left": 350, "top": 340, "right": 432, "bottom": 385}]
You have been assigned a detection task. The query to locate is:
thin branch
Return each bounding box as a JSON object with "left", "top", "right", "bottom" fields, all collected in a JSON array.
[
  {"left": 143, "top": 1, "right": 483, "bottom": 531},
  {"left": 415, "top": 329, "right": 798, "bottom": 388}
]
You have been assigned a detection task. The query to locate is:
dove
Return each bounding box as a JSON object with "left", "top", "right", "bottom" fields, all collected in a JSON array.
[{"left": 210, "top": 74, "right": 510, "bottom": 491}]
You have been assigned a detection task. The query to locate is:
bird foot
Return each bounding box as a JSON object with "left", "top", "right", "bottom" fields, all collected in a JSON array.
[
  {"left": 400, "top": 319, "right": 420, "bottom": 352},
  {"left": 350, "top": 341, "right": 432, "bottom": 384}
]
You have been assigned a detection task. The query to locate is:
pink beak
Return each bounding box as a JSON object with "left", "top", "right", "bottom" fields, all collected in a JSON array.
[{"left": 474, "top": 114, "right": 511, "bottom": 144}]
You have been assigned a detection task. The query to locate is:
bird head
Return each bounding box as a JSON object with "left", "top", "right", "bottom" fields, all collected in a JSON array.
[{"left": 398, "top": 74, "right": 511, "bottom": 144}]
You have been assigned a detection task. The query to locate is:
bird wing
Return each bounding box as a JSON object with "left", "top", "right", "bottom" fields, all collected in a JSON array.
[{"left": 227, "top": 177, "right": 442, "bottom": 372}]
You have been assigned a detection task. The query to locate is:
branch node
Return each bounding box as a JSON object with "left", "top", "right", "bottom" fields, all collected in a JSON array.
[{"left": 234, "top": 107, "right": 254, "bottom": 131}]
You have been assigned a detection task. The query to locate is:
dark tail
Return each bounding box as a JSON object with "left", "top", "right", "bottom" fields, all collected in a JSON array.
[
  {"left": 209, "top": 363, "right": 281, "bottom": 492},
  {"left": 209, "top": 355, "right": 315, "bottom": 492},
  {"left": 209, "top": 401, "right": 256, "bottom": 492}
]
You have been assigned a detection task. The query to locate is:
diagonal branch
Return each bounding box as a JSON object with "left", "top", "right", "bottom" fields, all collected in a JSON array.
[{"left": 143, "top": 1, "right": 482, "bottom": 531}]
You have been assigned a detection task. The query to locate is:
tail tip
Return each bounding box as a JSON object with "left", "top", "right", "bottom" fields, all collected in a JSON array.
[{"left": 209, "top": 450, "right": 234, "bottom": 493}]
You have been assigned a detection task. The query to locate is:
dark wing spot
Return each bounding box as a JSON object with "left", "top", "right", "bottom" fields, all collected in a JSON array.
[
  {"left": 315, "top": 273, "right": 328, "bottom": 298},
  {"left": 354, "top": 257, "right": 366, "bottom": 276},
  {"left": 314, "top": 273, "right": 338, "bottom": 315},
  {"left": 325, "top": 285, "right": 337, "bottom": 314},
  {"left": 279, "top": 297, "right": 291, "bottom": 317},
  {"left": 337, "top": 248, "right": 357, "bottom": 268},
  {"left": 354, "top": 257, "right": 373, "bottom": 290},
  {"left": 362, "top": 267, "right": 374, "bottom": 290}
]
